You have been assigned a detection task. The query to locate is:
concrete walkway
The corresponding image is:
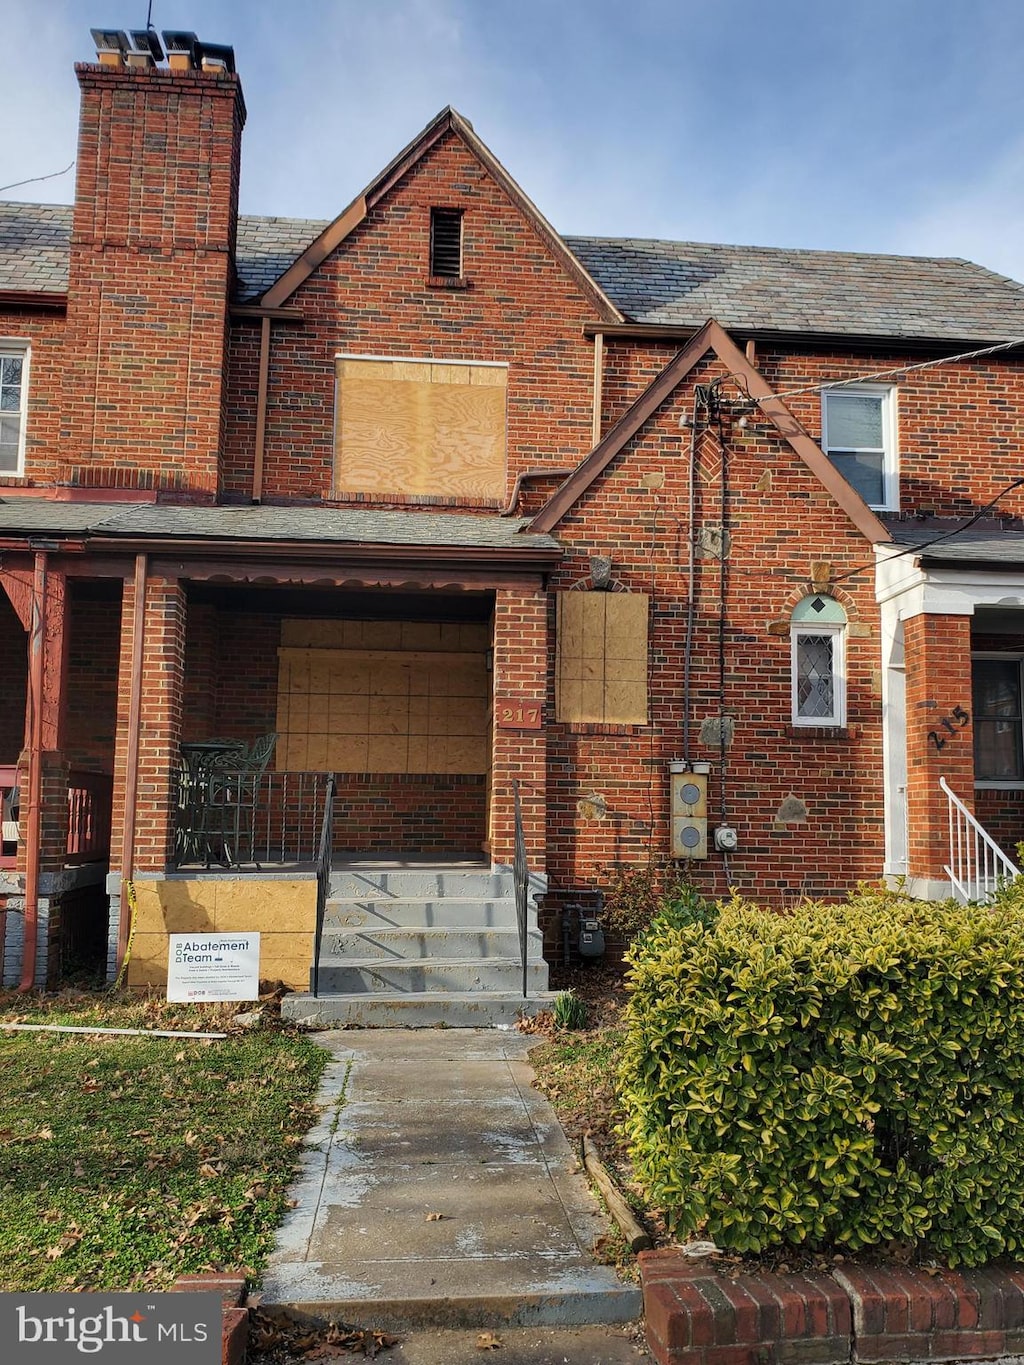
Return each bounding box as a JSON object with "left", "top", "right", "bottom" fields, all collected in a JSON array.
[{"left": 260, "top": 1029, "right": 642, "bottom": 1331}]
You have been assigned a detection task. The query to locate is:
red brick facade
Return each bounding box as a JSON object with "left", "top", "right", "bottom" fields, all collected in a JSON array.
[{"left": 3, "top": 44, "right": 1024, "bottom": 986}]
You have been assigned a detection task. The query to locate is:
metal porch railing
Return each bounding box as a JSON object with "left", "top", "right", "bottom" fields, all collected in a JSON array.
[
  {"left": 311, "top": 775, "right": 336, "bottom": 999},
  {"left": 173, "top": 768, "right": 333, "bottom": 870},
  {"left": 512, "top": 778, "right": 529, "bottom": 999},
  {"left": 940, "top": 775, "right": 1021, "bottom": 903}
]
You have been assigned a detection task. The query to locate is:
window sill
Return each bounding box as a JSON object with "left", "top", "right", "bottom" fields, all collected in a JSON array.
[
  {"left": 975, "top": 781, "right": 1024, "bottom": 791},
  {"left": 426, "top": 276, "right": 470, "bottom": 289},
  {"left": 785, "top": 723, "right": 861, "bottom": 741}
]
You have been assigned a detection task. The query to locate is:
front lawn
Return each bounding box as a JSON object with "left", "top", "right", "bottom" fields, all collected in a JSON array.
[{"left": 0, "top": 990, "right": 329, "bottom": 1292}]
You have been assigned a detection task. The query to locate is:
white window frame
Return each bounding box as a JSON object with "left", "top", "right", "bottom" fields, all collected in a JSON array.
[
  {"left": 972, "top": 652, "right": 1024, "bottom": 789},
  {"left": 791, "top": 620, "right": 846, "bottom": 728},
  {"left": 0, "top": 340, "right": 30, "bottom": 478},
  {"left": 821, "top": 383, "right": 898, "bottom": 512}
]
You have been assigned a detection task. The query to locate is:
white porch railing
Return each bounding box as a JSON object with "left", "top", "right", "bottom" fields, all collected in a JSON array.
[{"left": 940, "top": 776, "right": 1020, "bottom": 903}]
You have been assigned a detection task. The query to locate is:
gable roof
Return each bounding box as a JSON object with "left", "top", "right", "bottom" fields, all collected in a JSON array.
[
  {"left": 5, "top": 197, "right": 1024, "bottom": 344},
  {"left": 529, "top": 318, "right": 892, "bottom": 544},
  {"left": 566, "top": 236, "right": 1024, "bottom": 344},
  {"left": 258, "top": 106, "right": 623, "bottom": 318}
]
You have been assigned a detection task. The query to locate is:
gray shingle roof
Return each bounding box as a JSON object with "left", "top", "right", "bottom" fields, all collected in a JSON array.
[
  {"left": 0, "top": 201, "right": 328, "bottom": 304},
  {"left": 565, "top": 236, "right": 1024, "bottom": 343},
  {"left": 887, "top": 520, "right": 1024, "bottom": 566},
  {"left": 4, "top": 198, "right": 1024, "bottom": 343},
  {"left": 0, "top": 499, "right": 560, "bottom": 551}
]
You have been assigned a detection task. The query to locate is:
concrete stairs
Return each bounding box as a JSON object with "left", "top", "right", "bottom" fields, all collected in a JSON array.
[{"left": 282, "top": 865, "right": 558, "bottom": 1027}]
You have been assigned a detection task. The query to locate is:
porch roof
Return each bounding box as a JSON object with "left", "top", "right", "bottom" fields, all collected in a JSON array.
[
  {"left": 0, "top": 500, "right": 561, "bottom": 556},
  {"left": 887, "top": 519, "right": 1024, "bottom": 569}
]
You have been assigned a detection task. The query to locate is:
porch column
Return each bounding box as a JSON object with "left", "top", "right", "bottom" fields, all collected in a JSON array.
[
  {"left": 110, "top": 573, "right": 186, "bottom": 882},
  {"left": 490, "top": 586, "right": 548, "bottom": 873},
  {"left": 903, "top": 610, "right": 974, "bottom": 895}
]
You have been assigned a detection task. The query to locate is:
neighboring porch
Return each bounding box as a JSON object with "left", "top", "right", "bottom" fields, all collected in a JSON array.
[
  {"left": 0, "top": 577, "right": 119, "bottom": 986},
  {"left": 879, "top": 530, "right": 1024, "bottom": 903}
]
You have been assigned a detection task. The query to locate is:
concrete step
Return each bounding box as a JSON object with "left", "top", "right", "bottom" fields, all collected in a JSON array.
[
  {"left": 313, "top": 957, "right": 550, "bottom": 995},
  {"left": 323, "top": 897, "right": 525, "bottom": 930},
  {"left": 319, "top": 927, "right": 543, "bottom": 961},
  {"left": 329, "top": 869, "right": 514, "bottom": 900},
  {"left": 281, "top": 989, "right": 561, "bottom": 1029}
]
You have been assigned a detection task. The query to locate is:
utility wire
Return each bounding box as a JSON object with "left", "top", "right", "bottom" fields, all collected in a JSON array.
[
  {"left": 0, "top": 161, "right": 76, "bottom": 195},
  {"left": 765, "top": 335, "right": 1024, "bottom": 404},
  {"left": 827, "top": 476, "right": 1024, "bottom": 588}
]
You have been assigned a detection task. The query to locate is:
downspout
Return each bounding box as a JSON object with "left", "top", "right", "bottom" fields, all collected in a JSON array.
[
  {"left": 251, "top": 315, "right": 271, "bottom": 504},
  {"left": 18, "top": 551, "right": 46, "bottom": 990},
  {"left": 116, "top": 553, "right": 147, "bottom": 974},
  {"left": 592, "top": 331, "right": 604, "bottom": 447}
]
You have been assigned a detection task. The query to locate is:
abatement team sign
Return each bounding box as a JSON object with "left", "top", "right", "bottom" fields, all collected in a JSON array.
[{"left": 166, "top": 933, "right": 261, "bottom": 1002}]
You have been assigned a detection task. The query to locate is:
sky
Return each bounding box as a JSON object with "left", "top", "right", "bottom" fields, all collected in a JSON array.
[{"left": 4, "top": 0, "right": 1024, "bottom": 281}]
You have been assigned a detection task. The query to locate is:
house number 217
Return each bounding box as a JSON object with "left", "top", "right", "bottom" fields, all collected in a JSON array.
[{"left": 928, "top": 705, "right": 970, "bottom": 751}]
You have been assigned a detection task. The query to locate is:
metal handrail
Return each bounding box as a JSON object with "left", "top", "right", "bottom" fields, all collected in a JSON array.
[
  {"left": 512, "top": 778, "right": 529, "bottom": 999},
  {"left": 312, "top": 774, "right": 336, "bottom": 999},
  {"left": 940, "top": 776, "right": 1020, "bottom": 903}
]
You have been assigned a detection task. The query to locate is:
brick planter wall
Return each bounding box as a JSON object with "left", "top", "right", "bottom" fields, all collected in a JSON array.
[{"left": 640, "top": 1253, "right": 1024, "bottom": 1365}]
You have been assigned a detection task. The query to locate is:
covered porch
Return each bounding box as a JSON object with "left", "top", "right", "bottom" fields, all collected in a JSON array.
[
  {"left": 0, "top": 500, "right": 559, "bottom": 989},
  {"left": 878, "top": 526, "right": 1024, "bottom": 902}
]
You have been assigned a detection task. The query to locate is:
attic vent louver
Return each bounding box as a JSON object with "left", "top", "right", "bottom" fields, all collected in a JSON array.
[{"left": 430, "top": 208, "right": 463, "bottom": 278}]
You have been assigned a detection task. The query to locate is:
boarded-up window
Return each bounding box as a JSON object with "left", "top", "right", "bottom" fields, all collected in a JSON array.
[
  {"left": 334, "top": 356, "right": 507, "bottom": 500},
  {"left": 276, "top": 644, "right": 489, "bottom": 775},
  {"left": 555, "top": 592, "right": 649, "bottom": 724}
]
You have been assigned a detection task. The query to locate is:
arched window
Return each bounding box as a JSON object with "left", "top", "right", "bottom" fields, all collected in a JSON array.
[{"left": 791, "top": 595, "right": 846, "bottom": 726}]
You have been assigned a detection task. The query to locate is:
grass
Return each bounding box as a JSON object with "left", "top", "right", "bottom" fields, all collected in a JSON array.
[{"left": 0, "top": 989, "right": 330, "bottom": 1293}]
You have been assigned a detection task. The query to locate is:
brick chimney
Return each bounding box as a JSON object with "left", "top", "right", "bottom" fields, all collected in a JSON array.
[{"left": 61, "top": 30, "right": 246, "bottom": 499}]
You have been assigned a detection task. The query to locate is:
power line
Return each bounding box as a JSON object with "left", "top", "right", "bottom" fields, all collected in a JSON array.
[
  {"left": 0, "top": 161, "right": 75, "bottom": 196},
  {"left": 766, "top": 334, "right": 1024, "bottom": 404}
]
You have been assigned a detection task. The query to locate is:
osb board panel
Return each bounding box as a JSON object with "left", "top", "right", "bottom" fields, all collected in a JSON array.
[
  {"left": 280, "top": 619, "right": 490, "bottom": 651},
  {"left": 555, "top": 591, "right": 648, "bottom": 724},
  {"left": 276, "top": 646, "right": 489, "bottom": 774},
  {"left": 334, "top": 357, "right": 507, "bottom": 499},
  {"left": 126, "top": 879, "right": 316, "bottom": 991},
  {"left": 127, "top": 933, "right": 313, "bottom": 992},
  {"left": 130, "top": 879, "right": 317, "bottom": 935}
]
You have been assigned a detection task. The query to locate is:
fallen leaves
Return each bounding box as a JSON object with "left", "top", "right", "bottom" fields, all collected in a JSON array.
[
  {"left": 248, "top": 1312, "right": 398, "bottom": 1360},
  {"left": 424, "top": 1211, "right": 447, "bottom": 1222}
]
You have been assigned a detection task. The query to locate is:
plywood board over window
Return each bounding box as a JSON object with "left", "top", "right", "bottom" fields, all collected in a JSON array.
[
  {"left": 335, "top": 355, "right": 508, "bottom": 500},
  {"left": 277, "top": 645, "right": 489, "bottom": 775},
  {"left": 555, "top": 591, "right": 649, "bottom": 724}
]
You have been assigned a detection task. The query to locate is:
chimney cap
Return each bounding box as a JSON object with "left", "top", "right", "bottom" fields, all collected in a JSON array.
[
  {"left": 90, "top": 27, "right": 130, "bottom": 54},
  {"left": 161, "top": 29, "right": 200, "bottom": 60},
  {"left": 130, "top": 28, "right": 164, "bottom": 61},
  {"left": 200, "top": 41, "right": 236, "bottom": 74}
]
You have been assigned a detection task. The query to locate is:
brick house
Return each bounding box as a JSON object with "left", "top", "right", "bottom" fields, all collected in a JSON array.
[{"left": 2, "top": 29, "right": 1024, "bottom": 1016}]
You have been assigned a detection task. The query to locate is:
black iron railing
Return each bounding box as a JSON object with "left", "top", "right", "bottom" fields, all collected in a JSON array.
[
  {"left": 512, "top": 778, "right": 529, "bottom": 999},
  {"left": 312, "top": 775, "right": 336, "bottom": 999},
  {"left": 173, "top": 769, "right": 332, "bottom": 870}
]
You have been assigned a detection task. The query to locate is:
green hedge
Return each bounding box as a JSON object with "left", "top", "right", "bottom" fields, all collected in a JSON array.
[{"left": 618, "top": 885, "right": 1024, "bottom": 1265}]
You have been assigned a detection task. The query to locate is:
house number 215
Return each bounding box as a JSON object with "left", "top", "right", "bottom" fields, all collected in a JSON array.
[{"left": 928, "top": 705, "right": 970, "bottom": 751}]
